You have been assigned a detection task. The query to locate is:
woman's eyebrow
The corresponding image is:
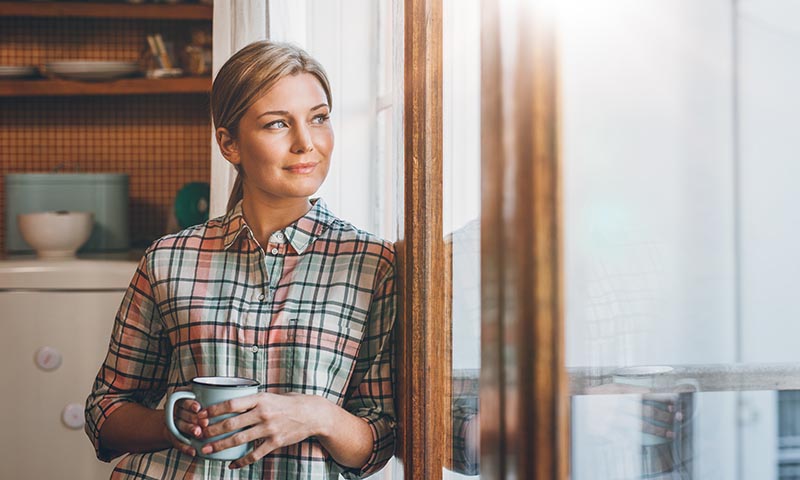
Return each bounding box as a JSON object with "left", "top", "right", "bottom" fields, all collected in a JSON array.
[
  {"left": 257, "top": 110, "right": 289, "bottom": 119},
  {"left": 256, "top": 103, "right": 328, "bottom": 119}
]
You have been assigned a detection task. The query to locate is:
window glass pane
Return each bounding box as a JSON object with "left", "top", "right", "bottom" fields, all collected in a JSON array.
[
  {"left": 443, "top": 0, "right": 481, "bottom": 477},
  {"left": 562, "top": 1, "right": 800, "bottom": 478}
]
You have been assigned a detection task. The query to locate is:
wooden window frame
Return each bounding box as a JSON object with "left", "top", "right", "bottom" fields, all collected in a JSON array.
[
  {"left": 479, "top": 1, "right": 568, "bottom": 478},
  {"left": 396, "top": 0, "right": 567, "bottom": 478},
  {"left": 396, "top": 0, "right": 446, "bottom": 479}
]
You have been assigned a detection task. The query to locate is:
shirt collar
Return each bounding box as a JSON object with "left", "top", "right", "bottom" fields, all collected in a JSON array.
[{"left": 222, "top": 198, "right": 337, "bottom": 254}]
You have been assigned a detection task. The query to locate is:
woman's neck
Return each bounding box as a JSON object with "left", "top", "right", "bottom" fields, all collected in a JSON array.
[{"left": 240, "top": 193, "right": 313, "bottom": 247}]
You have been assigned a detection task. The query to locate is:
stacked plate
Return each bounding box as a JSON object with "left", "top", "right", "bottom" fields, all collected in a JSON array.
[
  {"left": 44, "top": 61, "right": 140, "bottom": 81},
  {"left": 0, "top": 66, "right": 38, "bottom": 79}
]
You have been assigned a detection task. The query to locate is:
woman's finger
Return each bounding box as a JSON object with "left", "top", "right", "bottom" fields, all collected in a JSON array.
[
  {"left": 200, "top": 428, "right": 254, "bottom": 456},
  {"left": 174, "top": 400, "right": 201, "bottom": 426},
  {"left": 176, "top": 417, "right": 203, "bottom": 438},
  {"left": 202, "top": 408, "right": 262, "bottom": 440},
  {"left": 199, "top": 394, "right": 261, "bottom": 419},
  {"left": 229, "top": 439, "right": 278, "bottom": 470},
  {"left": 642, "top": 420, "right": 673, "bottom": 439},
  {"left": 163, "top": 425, "right": 196, "bottom": 457},
  {"left": 177, "top": 408, "right": 200, "bottom": 426},
  {"left": 641, "top": 403, "right": 673, "bottom": 424}
]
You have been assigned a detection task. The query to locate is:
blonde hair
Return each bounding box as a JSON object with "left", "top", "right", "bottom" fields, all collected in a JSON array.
[{"left": 211, "top": 41, "right": 333, "bottom": 212}]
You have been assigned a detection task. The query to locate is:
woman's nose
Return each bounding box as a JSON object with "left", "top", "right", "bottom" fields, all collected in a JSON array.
[{"left": 291, "top": 125, "right": 314, "bottom": 154}]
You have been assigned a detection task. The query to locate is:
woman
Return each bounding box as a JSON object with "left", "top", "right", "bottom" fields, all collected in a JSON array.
[{"left": 85, "top": 41, "right": 396, "bottom": 479}]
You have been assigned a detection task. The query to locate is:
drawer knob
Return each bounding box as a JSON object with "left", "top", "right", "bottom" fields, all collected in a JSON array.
[
  {"left": 34, "top": 346, "right": 62, "bottom": 371},
  {"left": 61, "top": 403, "right": 85, "bottom": 430}
]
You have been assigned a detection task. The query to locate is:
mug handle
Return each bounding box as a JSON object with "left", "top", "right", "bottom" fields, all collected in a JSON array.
[
  {"left": 165, "top": 391, "right": 196, "bottom": 446},
  {"left": 674, "top": 378, "right": 700, "bottom": 393}
]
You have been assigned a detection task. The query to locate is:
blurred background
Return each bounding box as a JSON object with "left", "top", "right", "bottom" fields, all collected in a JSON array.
[{"left": 443, "top": 0, "right": 800, "bottom": 479}]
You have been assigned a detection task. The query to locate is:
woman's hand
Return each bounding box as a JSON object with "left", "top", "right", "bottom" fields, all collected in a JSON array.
[
  {"left": 163, "top": 399, "right": 204, "bottom": 457},
  {"left": 197, "top": 392, "right": 326, "bottom": 469}
]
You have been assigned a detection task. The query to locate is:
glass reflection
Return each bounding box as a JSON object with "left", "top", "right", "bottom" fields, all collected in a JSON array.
[
  {"left": 563, "top": 0, "right": 800, "bottom": 478},
  {"left": 443, "top": 0, "right": 481, "bottom": 477}
]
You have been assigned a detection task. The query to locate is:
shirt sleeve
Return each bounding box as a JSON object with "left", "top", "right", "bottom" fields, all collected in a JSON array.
[
  {"left": 84, "top": 251, "right": 171, "bottom": 462},
  {"left": 337, "top": 264, "right": 397, "bottom": 479}
]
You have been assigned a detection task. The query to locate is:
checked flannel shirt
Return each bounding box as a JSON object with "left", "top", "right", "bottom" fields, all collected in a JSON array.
[{"left": 85, "top": 199, "right": 396, "bottom": 479}]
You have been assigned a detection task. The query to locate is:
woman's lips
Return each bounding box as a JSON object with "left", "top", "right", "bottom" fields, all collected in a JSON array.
[{"left": 284, "top": 162, "right": 318, "bottom": 174}]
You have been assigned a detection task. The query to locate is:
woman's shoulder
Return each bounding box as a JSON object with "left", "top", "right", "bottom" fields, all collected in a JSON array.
[
  {"left": 143, "top": 214, "right": 229, "bottom": 257},
  {"left": 325, "top": 217, "right": 395, "bottom": 263}
]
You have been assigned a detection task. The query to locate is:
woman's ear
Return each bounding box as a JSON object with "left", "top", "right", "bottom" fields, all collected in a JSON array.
[{"left": 216, "top": 127, "right": 240, "bottom": 165}]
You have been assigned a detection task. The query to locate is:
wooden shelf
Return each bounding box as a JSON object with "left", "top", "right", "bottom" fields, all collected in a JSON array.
[
  {"left": 0, "top": 77, "right": 211, "bottom": 97},
  {"left": 0, "top": 1, "right": 212, "bottom": 20}
]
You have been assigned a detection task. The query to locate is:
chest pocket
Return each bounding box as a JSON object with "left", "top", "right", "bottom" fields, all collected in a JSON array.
[{"left": 289, "top": 313, "right": 364, "bottom": 401}]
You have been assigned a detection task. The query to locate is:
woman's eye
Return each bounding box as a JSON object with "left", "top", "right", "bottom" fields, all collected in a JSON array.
[
  {"left": 311, "top": 114, "right": 329, "bottom": 125},
  {"left": 265, "top": 120, "right": 287, "bottom": 129}
]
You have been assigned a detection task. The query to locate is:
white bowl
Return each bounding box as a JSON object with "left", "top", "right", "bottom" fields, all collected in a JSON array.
[{"left": 17, "top": 211, "right": 94, "bottom": 259}]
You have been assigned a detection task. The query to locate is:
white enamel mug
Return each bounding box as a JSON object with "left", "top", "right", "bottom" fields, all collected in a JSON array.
[{"left": 165, "top": 376, "right": 260, "bottom": 461}]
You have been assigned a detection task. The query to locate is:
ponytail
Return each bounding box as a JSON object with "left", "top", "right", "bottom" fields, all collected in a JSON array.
[{"left": 227, "top": 171, "right": 244, "bottom": 212}]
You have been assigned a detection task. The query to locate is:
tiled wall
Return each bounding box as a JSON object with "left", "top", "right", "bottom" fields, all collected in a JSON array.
[{"left": 0, "top": 16, "right": 212, "bottom": 253}]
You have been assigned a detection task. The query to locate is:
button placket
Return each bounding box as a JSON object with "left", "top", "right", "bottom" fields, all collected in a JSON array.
[
  {"left": 252, "top": 248, "right": 270, "bottom": 304},
  {"left": 257, "top": 286, "right": 274, "bottom": 303}
]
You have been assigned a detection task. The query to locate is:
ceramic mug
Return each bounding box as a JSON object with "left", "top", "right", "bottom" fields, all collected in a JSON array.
[
  {"left": 166, "top": 376, "right": 260, "bottom": 460},
  {"left": 612, "top": 366, "right": 698, "bottom": 446}
]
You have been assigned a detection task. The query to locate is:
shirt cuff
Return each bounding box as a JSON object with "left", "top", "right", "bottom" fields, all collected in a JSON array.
[
  {"left": 338, "top": 414, "right": 395, "bottom": 479},
  {"left": 85, "top": 398, "right": 130, "bottom": 462}
]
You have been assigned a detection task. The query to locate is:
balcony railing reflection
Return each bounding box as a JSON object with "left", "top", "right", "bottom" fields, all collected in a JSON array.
[{"left": 570, "top": 363, "right": 800, "bottom": 395}]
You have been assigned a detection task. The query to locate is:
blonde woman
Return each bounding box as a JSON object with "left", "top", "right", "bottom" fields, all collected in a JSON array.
[{"left": 85, "top": 41, "right": 395, "bottom": 479}]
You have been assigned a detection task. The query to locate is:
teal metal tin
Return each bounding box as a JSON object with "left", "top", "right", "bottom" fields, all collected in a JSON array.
[{"left": 5, "top": 173, "right": 129, "bottom": 253}]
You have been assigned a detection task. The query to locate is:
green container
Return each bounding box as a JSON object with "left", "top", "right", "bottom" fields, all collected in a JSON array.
[{"left": 5, "top": 173, "right": 129, "bottom": 253}]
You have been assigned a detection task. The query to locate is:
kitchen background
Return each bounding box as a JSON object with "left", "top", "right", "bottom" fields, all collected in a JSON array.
[{"left": 0, "top": 5, "right": 213, "bottom": 252}]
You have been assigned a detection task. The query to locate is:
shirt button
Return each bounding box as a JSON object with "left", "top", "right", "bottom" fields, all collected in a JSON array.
[
  {"left": 276, "top": 233, "right": 284, "bottom": 240},
  {"left": 271, "top": 247, "right": 279, "bottom": 255},
  {"left": 251, "top": 345, "right": 259, "bottom": 353},
  {"left": 258, "top": 293, "right": 265, "bottom": 301}
]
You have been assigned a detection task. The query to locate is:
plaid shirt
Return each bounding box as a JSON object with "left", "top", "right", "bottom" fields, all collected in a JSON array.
[{"left": 85, "top": 199, "right": 396, "bottom": 480}]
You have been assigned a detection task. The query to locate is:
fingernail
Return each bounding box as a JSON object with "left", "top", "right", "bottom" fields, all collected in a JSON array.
[
  {"left": 202, "top": 446, "right": 212, "bottom": 454},
  {"left": 189, "top": 449, "right": 196, "bottom": 457}
]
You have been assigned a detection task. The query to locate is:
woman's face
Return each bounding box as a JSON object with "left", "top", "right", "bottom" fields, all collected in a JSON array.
[{"left": 222, "top": 73, "right": 333, "bottom": 203}]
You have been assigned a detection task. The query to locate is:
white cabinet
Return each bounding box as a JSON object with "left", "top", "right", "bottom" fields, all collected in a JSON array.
[{"left": 0, "top": 260, "right": 136, "bottom": 480}]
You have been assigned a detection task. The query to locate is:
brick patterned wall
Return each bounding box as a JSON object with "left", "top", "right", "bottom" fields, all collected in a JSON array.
[{"left": 0, "top": 16, "right": 212, "bottom": 253}]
